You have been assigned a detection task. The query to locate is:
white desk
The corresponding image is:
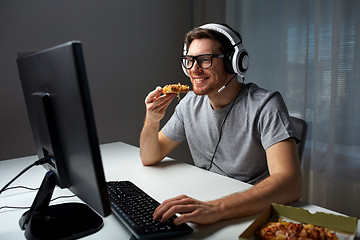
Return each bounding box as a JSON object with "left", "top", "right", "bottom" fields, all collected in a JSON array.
[{"left": 1, "top": 142, "right": 359, "bottom": 239}]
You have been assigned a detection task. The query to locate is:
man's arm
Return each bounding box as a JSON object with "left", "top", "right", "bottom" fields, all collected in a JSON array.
[
  {"left": 139, "top": 87, "right": 180, "bottom": 166},
  {"left": 153, "top": 138, "right": 302, "bottom": 225},
  {"left": 140, "top": 129, "right": 180, "bottom": 166}
]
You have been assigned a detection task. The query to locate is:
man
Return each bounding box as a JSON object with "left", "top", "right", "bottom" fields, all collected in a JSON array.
[{"left": 140, "top": 23, "right": 302, "bottom": 226}]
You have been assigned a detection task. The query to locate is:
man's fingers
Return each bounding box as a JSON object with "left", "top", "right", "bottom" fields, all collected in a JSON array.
[
  {"left": 173, "top": 209, "right": 201, "bottom": 225},
  {"left": 146, "top": 92, "right": 174, "bottom": 111},
  {"left": 153, "top": 195, "right": 190, "bottom": 216},
  {"left": 160, "top": 204, "right": 198, "bottom": 224},
  {"left": 153, "top": 195, "right": 197, "bottom": 223},
  {"left": 145, "top": 86, "right": 162, "bottom": 104}
]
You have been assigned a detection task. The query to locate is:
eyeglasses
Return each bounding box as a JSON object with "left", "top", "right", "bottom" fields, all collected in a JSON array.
[{"left": 181, "top": 54, "right": 224, "bottom": 69}]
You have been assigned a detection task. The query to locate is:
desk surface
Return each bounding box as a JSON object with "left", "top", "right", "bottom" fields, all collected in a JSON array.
[{"left": 1, "top": 142, "right": 359, "bottom": 239}]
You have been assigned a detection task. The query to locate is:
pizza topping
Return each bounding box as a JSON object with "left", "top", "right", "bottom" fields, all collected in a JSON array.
[{"left": 255, "top": 218, "right": 338, "bottom": 240}]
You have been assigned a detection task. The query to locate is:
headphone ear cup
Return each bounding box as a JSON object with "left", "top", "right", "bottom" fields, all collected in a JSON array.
[
  {"left": 182, "top": 43, "right": 190, "bottom": 77},
  {"left": 223, "top": 51, "right": 235, "bottom": 74},
  {"left": 237, "top": 50, "right": 249, "bottom": 76},
  {"left": 231, "top": 45, "right": 249, "bottom": 77}
]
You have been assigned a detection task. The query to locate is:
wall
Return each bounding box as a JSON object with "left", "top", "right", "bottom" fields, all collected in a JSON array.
[
  {"left": 0, "top": 0, "right": 191, "bottom": 161},
  {"left": 0, "top": 0, "right": 226, "bottom": 163}
]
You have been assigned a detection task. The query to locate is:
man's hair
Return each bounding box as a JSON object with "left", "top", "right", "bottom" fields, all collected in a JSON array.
[{"left": 184, "top": 23, "right": 242, "bottom": 55}]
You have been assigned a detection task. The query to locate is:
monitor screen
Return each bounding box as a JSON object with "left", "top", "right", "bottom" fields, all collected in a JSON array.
[{"left": 16, "top": 41, "right": 111, "bottom": 239}]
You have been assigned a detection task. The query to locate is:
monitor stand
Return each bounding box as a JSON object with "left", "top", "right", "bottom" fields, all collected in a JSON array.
[{"left": 19, "top": 171, "right": 104, "bottom": 240}]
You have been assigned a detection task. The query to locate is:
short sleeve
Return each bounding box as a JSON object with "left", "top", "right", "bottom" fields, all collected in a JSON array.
[{"left": 256, "top": 92, "right": 298, "bottom": 150}]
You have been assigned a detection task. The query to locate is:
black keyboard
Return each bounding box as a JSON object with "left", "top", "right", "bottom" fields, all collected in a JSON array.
[{"left": 107, "top": 181, "right": 193, "bottom": 240}]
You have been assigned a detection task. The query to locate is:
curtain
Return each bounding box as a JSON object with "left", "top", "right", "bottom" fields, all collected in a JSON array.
[{"left": 226, "top": 0, "right": 360, "bottom": 218}]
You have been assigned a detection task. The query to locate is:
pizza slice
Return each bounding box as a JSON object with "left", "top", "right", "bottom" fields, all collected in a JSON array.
[{"left": 162, "top": 83, "right": 189, "bottom": 100}]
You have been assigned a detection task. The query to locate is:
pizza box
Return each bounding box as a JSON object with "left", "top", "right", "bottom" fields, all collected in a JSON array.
[{"left": 239, "top": 203, "right": 358, "bottom": 240}]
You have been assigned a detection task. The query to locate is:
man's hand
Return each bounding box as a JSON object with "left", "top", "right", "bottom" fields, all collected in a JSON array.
[
  {"left": 144, "top": 86, "right": 176, "bottom": 124},
  {"left": 153, "top": 195, "right": 222, "bottom": 225}
]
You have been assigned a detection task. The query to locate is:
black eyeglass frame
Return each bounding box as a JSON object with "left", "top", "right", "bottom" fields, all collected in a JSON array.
[{"left": 181, "top": 54, "right": 225, "bottom": 69}]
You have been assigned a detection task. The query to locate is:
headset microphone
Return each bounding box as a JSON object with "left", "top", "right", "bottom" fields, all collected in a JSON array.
[{"left": 218, "top": 74, "right": 237, "bottom": 93}]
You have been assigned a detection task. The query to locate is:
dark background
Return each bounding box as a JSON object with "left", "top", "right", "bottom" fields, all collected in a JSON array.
[{"left": 0, "top": 0, "right": 226, "bottom": 163}]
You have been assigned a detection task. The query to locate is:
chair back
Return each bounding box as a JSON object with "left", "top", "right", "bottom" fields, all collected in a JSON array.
[{"left": 290, "top": 116, "right": 308, "bottom": 163}]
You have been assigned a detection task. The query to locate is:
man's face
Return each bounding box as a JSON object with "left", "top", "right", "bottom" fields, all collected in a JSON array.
[{"left": 186, "top": 38, "right": 230, "bottom": 96}]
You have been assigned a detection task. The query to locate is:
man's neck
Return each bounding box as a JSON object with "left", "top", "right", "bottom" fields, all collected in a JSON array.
[{"left": 209, "top": 81, "right": 243, "bottom": 110}]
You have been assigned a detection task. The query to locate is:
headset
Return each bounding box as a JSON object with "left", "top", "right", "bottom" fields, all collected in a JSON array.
[{"left": 182, "top": 23, "right": 249, "bottom": 79}]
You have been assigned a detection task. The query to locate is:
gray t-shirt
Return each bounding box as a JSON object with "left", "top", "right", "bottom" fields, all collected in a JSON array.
[{"left": 162, "top": 83, "right": 298, "bottom": 184}]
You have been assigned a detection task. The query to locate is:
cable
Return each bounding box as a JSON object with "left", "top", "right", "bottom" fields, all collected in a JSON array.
[
  {"left": 207, "top": 96, "right": 237, "bottom": 173},
  {"left": 1, "top": 186, "right": 39, "bottom": 192},
  {"left": 0, "top": 156, "right": 51, "bottom": 195},
  {"left": 0, "top": 194, "right": 76, "bottom": 211},
  {"left": 50, "top": 194, "right": 76, "bottom": 202},
  {"left": 0, "top": 205, "right": 30, "bottom": 210},
  {"left": 0, "top": 157, "right": 76, "bottom": 212},
  {"left": 207, "top": 77, "right": 246, "bottom": 177}
]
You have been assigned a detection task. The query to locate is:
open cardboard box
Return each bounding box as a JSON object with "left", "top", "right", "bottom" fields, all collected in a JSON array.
[{"left": 239, "top": 203, "right": 358, "bottom": 240}]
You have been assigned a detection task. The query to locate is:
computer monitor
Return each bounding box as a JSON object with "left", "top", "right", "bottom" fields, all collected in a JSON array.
[{"left": 16, "top": 41, "right": 111, "bottom": 239}]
